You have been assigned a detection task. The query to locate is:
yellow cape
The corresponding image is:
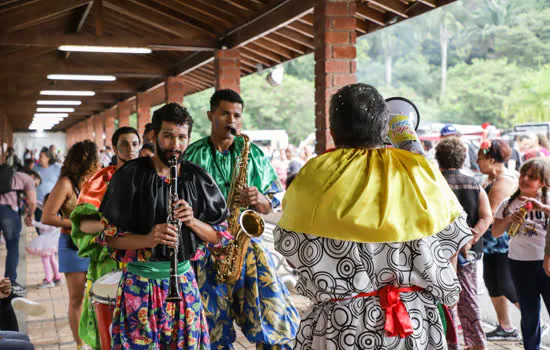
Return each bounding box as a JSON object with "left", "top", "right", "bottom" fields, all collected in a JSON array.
[{"left": 278, "top": 148, "right": 462, "bottom": 243}]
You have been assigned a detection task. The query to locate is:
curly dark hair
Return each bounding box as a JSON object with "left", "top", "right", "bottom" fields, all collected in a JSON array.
[
  {"left": 60, "top": 140, "right": 99, "bottom": 187},
  {"left": 435, "top": 137, "right": 467, "bottom": 169},
  {"left": 329, "top": 83, "right": 388, "bottom": 148},
  {"left": 477, "top": 139, "right": 511, "bottom": 163}
]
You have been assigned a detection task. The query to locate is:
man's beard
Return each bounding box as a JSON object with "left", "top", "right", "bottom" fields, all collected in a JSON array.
[{"left": 156, "top": 140, "right": 184, "bottom": 166}]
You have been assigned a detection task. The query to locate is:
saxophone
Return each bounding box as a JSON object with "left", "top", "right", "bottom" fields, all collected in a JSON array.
[{"left": 211, "top": 128, "right": 264, "bottom": 284}]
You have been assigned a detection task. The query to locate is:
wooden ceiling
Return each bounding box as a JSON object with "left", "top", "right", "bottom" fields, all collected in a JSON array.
[{"left": 0, "top": 0, "right": 453, "bottom": 131}]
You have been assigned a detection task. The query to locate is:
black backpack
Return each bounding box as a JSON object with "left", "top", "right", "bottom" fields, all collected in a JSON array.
[{"left": 0, "top": 164, "right": 15, "bottom": 194}]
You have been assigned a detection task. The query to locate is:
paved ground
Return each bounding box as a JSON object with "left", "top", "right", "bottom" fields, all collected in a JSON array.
[{"left": 0, "top": 213, "right": 542, "bottom": 349}]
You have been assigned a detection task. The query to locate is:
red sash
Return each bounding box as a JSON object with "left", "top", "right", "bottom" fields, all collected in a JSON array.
[{"left": 331, "top": 285, "right": 423, "bottom": 338}]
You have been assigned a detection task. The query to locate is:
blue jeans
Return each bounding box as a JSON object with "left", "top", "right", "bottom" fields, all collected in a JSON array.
[
  {"left": 0, "top": 205, "right": 21, "bottom": 282},
  {"left": 0, "top": 331, "right": 34, "bottom": 349},
  {"left": 510, "top": 259, "right": 550, "bottom": 350}
]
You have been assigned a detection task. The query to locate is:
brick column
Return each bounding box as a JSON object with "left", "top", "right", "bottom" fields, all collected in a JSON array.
[
  {"left": 0, "top": 113, "right": 12, "bottom": 163},
  {"left": 165, "top": 76, "right": 186, "bottom": 104},
  {"left": 118, "top": 101, "right": 132, "bottom": 127},
  {"left": 104, "top": 109, "right": 117, "bottom": 148},
  {"left": 314, "top": 0, "right": 357, "bottom": 154},
  {"left": 86, "top": 117, "right": 95, "bottom": 141},
  {"left": 94, "top": 113, "right": 105, "bottom": 149},
  {"left": 136, "top": 92, "right": 151, "bottom": 138},
  {"left": 66, "top": 127, "right": 74, "bottom": 148},
  {"left": 214, "top": 49, "right": 241, "bottom": 93}
]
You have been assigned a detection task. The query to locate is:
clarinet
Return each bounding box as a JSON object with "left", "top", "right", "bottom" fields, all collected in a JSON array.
[{"left": 166, "top": 156, "right": 182, "bottom": 302}]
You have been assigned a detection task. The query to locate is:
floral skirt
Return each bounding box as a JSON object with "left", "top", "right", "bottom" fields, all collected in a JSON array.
[
  {"left": 111, "top": 267, "right": 209, "bottom": 350},
  {"left": 195, "top": 238, "right": 299, "bottom": 349}
]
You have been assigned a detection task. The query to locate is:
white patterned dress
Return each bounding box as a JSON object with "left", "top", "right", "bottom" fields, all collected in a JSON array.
[{"left": 274, "top": 213, "right": 472, "bottom": 350}]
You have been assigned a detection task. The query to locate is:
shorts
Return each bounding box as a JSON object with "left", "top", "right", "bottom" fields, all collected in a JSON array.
[
  {"left": 482, "top": 252, "right": 518, "bottom": 303},
  {"left": 58, "top": 233, "right": 89, "bottom": 273}
]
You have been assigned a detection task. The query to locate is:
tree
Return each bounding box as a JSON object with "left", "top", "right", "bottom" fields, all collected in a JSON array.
[
  {"left": 504, "top": 65, "right": 550, "bottom": 123},
  {"left": 438, "top": 58, "right": 524, "bottom": 126}
]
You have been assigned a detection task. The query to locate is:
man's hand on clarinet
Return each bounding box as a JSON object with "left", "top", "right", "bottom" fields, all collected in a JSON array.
[
  {"left": 173, "top": 199, "right": 195, "bottom": 227},
  {"left": 147, "top": 223, "right": 178, "bottom": 248}
]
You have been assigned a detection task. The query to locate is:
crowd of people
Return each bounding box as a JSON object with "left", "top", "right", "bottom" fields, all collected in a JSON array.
[{"left": 0, "top": 84, "right": 548, "bottom": 350}]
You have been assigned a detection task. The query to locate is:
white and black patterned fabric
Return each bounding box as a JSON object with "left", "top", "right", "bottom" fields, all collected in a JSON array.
[{"left": 274, "top": 213, "right": 472, "bottom": 350}]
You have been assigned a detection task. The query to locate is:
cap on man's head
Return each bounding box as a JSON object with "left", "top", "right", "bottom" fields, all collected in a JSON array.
[{"left": 440, "top": 124, "right": 458, "bottom": 137}]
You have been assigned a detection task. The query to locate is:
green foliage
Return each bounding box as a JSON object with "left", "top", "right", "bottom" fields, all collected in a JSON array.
[
  {"left": 504, "top": 65, "right": 550, "bottom": 123},
  {"left": 438, "top": 59, "right": 524, "bottom": 127},
  {"left": 184, "top": 0, "right": 550, "bottom": 143}
]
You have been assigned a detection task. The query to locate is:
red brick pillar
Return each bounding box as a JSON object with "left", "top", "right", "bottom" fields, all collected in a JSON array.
[
  {"left": 86, "top": 117, "right": 95, "bottom": 141},
  {"left": 104, "top": 109, "right": 117, "bottom": 148},
  {"left": 118, "top": 101, "right": 132, "bottom": 127},
  {"left": 66, "top": 127, "right": 74, "bottom": 148},
  {"left": 0, "top": 113, "right": 11, "bottom": 162},
  {"left": 72, "top": 122, "right": 81, "bottom": 143},
  {"left": 94, "top": 113, "right": 105, "bottom": 149},
  {"left": 75, "top": 122, "right": 83, "bottom": 143},
  {"left": 314, "top": 0, "right": 357, "bottom": 154},
  {"left": 165, "top": 77, "right": 186, "bottom": 104},
  {"left": 137, "top": 92, "right": 151, "bottom": 139},
  {"left": 214, "top": 49, "right": 241, "bottom": 93}
]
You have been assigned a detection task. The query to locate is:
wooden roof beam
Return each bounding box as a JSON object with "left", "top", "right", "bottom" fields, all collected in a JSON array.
[
  {"left": 245, "top": 44, "right": 283, "bottom": 65},
  {"left": 171, "top": 52, "right": 215, "bottom": 76},
  {"left": 0, "top": 0, "right": 91, "bottom": 33},
  {"left": 240, "top": 47, "right": 276, "bottom": 67},
  {"left": 132, "top": 0, "right": 218, "bottom": 37},
  {"left": 276, "top": 28, "right": 314, "bottom": 49},
  {"left": 263, "top": 33, "right": 307, "bottom": 55},
  {"left": 222, "top": 0, "right": 315, "bottom": 48},
  {"left": 103, "top": 0, "right": 212, "bottom": 40},
  {"left": 0, "top": 32, "right": 218, "bottom": 51},
  {"left": 254, "top": 38, "right": 295, "bottom": 60},
  {"left": 65, "top": 1, "right": 94, "bottom": 59},
  {"left": 356, "top": 3, "right": 386, "bottom": 26},
  {"left": 286, "top": 21, "right": 314, "bottom": 39},
  {"left": 367, "top": 0, "right": 410, "bottom": 19}
]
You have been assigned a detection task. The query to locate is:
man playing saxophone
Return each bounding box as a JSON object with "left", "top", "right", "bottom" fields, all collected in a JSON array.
[
  {"left": 184, "top": 89, "right": 299, "bottom": 350},
  {"left": 96, "top": 103, "right": 231, "bottom": 349}
]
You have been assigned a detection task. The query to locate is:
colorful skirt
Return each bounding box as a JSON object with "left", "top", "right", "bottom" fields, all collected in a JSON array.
[
  {"left": 195, "top": 237, "right": 299, "bottom": 349},
  {"left": 111, "top": 264, "right": 209, "bottom": 350}
]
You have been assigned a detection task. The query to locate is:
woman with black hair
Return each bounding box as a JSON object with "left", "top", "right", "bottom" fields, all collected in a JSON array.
[{"left": 42, "top": 140, "right": 99, "bottom": 350}]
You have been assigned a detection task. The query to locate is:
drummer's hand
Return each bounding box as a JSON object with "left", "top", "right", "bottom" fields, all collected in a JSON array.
[
  {"left": 173, "top": 199, "right": 195, "bottom": 227},
  {"left": 147, "top": 223, "right": 178, "bottom": 248}
]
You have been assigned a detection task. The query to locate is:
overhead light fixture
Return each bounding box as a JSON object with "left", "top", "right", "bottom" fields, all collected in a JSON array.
[
  {"left": 47, "top": 74, "right": 116, "bottom": 81},
  {"left": 58, "top": 45, "right": 152, "bottom": 54},
  {"left": 36, "top": 107, "right": 75, "bottom": 112},
  {"left": 34, "top": 113, "right": 69, "bottom": 118},
  {"left": 41, "top": 90, "right": 95, "bottom": 96},
  {"left": 37, "top": 100, "right": 81, "bottom": 106}
]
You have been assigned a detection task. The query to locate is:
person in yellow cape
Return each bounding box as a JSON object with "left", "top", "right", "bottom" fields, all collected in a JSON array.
[
  {"left": 274, "top": 84, "right": 472, "bottom": 350},
  {"left": 70, "top": 126, "right": 141, "bottom": 349}
]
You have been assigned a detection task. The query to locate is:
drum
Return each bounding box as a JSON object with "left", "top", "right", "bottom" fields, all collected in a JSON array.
[{"left": 90, "top": 270, "right": 122, "bottom": 350}]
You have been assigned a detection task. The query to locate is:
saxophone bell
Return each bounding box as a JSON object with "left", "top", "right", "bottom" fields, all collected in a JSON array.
[{"left": 239, "top": 210, "right": 264, "bottom": 238}]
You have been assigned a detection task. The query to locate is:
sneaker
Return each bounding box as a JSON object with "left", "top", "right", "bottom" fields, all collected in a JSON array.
[
  {"left": 53, "top": 277, "right": 64, "bottom": 286},
  {"left": 11, "top": 297, "right": 46, "bottom": 316},
  {"left": 485, "top": 325, "right": 521, "bottom": 341},
  {"left": 38, "top": 279, "right": 55, "bottom": 289},
  {"left": 11, "top": 281, "right": 27, "bottom": 294}
]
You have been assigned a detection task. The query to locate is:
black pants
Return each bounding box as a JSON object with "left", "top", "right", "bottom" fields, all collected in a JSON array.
[
  {"left": 0, "top": 292, "right": 20, "bottom": 331},
  {"left": 510, "top": 259, "right": 550, "bottom": 350}
]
